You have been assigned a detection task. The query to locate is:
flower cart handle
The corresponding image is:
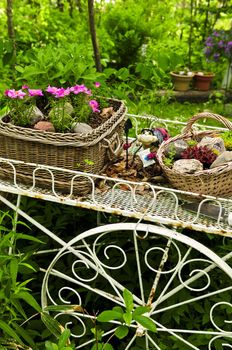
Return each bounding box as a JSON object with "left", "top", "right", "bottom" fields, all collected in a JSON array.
[
  {"left": 182, "top": 112, "right": 232, "bottom": 135},
  {"left": 103, "top": 132, "right": 122, "bottom": 160}
]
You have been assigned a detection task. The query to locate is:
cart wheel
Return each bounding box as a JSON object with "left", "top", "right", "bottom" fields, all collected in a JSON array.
[{"left": 41, "top": 223, "right": 232, "bottom": 349}]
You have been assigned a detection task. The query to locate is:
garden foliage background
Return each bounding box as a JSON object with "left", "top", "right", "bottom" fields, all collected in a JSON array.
[
  {"left": 0, "top": 0, "right": 232, "bottom": 348},
  {"left": 1, "top": 0, "right": 232, "bottom": 115}
]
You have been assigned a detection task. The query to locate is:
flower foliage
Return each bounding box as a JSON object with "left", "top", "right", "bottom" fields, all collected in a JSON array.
[
  {"left": 3, "top": 83, "right": 103, "bottom": 132},
  {"left": 204, "top": 29, "right": 232, "bottom": 62}
]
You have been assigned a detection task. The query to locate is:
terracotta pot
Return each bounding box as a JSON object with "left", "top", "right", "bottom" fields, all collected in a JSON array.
[
  {"left": 194, "top": 72, "right": 215, "bottom": 91},
  {"left": 170, "top": 71, "right": 195, "bottom": 91}
]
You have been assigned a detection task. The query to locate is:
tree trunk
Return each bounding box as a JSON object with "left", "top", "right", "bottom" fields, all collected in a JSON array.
[
  {"left": 6, "top": 0, "right": 16, "bottom": 73},
  {"left": 88, "top": 0, "right": 102, "bottom": 72}
]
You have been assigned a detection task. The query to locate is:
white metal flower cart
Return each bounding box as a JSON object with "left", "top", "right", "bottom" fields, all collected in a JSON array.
[{"left": 1, "top": 114, "right": 232, "bottom": 349}]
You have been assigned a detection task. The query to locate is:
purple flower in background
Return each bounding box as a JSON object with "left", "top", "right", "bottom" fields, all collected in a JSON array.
[
  {"left": 89, "top": 99, "right": 100, "bottom": 113},
  {"left": 94, "top": 82, "right": 101, "bottom": 88},
  {"left": 213, "top": 53, "right": 220, "bottom": 61},
  {"left": 22, "top": 85, "right": 29, "bottom": 90},
  {"left": 218, "top": 40, "right": 224, "bottom": 48},
  {"left": 213, "top": 31, "right": 220, "bottom": 37},
  {"left": 204, "top": 29, "right": 232, "bottom": 62}
]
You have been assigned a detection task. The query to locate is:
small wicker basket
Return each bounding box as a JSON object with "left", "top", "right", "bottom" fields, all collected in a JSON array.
[
  {"left": 156, "top": 112, "right": 232, "bottom": 198},
  {"left": 0, "top": 98, "right": 127, "bottom": 195}
]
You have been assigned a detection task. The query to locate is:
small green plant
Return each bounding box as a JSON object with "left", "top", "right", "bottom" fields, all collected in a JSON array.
[
  {"left": 221, "top": 130, "right": 232, "bottom": 150},
  {"left": 95, "top": 288, "right": 156, "bottom": 348},
  {"left": 163, "top": 144, "right": 176, "bottom": 167},
  {"left": 187, "top": 139, "right": 198, "bottom": 147}
]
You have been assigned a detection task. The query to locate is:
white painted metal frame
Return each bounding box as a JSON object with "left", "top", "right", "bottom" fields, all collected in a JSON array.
[
  {"left": 41, "top": 223, "right": 232, "bottom": 349},
  {"left": 0, "top": 114, "right": 231, "bottom": 348},
  {"left": 0, "top": 157, "right": 231, "bottom": 236}
]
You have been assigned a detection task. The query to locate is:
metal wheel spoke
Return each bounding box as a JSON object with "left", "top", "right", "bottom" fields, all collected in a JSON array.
[
  {"left": 153, "top": 285, "right": 232, "bottom": 316},
  {"left": 154, "top": 320, "right": 200, "bottom": 350}
]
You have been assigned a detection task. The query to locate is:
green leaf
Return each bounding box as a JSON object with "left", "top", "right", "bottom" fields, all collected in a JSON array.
[
  {"left": 123, "top": 311, "right": 132, "bottom": 325},
  {"left": 123, "top": 289, "right": 134, "bottom": 312},
  {"left": 0, "top": 320, "right": 23, "bottom": 345},
  {"left": 19, "top": 262, "right": 37, "bottom": 272},
  {"left": 97, "top": 310, "right": 122, "bottom": 322},
  {"left": 10, "top": 257, "right": 18, "bottom": 288},
  {"left": 12, "top": 322, "right": 39, "bottom": 349},
  {"left": 14, "top": 291, "right": 42, "bottom": 312},
  {"left": 15, "top": 233, "right": 44, "bottom": 243},
  {"left": 133, "top": 315, "right": 157, "bottom": 333},
  {"left": 117, "top": 67, "right": 130, "bottom": 80},
  {"left": 112, "top": 306, "right": 124, "bottom": 314},
  {"left": 41, "top": 312, "right": 62, "bottom": 339},
  {"left": 45, "top": 341, "right": 58, "bottom": 350},
  {"left": 132, "top": 306, "right": 150, "bottom": 317},
  {"left": 58, "top": 328, "right": 71, "bottom": 348},
  {"left": 44, "top": 304, "right": 83, "bottom": 313},
  {"left": 103, "top": 344, "right": 114, "bottom": 350},
  {"left": 15, "top": 65, "right": 24, "bottom": 73},
  {"left": 115, "top": 325, "right": 129, "bottom": 339}
]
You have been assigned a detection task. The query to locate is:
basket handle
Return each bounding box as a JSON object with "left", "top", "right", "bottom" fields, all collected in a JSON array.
[
  {"left": 103, "top": 132, "right": 122, "bottom": 161},
  {"left": 181, "top": 112, "right": 232, "bottom": 135}
]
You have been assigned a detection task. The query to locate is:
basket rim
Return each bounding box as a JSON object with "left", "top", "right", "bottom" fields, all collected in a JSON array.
[{"left": 0, "top": 98, "right": 127, "bottom": 147}]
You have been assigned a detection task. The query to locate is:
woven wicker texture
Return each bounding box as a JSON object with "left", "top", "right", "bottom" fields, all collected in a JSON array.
[
  {"left": 156, "top": 112, "right": 232, "bottom": 197},
  {"left": 0, "top": 99, "right": 127, "bottom": 194}
]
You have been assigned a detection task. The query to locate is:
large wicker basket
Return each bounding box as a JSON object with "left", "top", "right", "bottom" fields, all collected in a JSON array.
[
  {"left": 0, "top": 98, "right": 127, "bottom": 194},
  {"left": 156, "top": 112, "right": 232, "bottom": 197}
]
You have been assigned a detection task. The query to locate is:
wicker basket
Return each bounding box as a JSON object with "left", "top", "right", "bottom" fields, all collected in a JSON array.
[
  {"left": 156, "top": 112, "right": 232, "bottom": 197},
  {"left": 0, "top": 98, "right": 127, "bottom": 195}
]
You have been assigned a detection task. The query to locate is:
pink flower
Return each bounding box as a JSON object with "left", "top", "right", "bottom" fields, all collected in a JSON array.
[
  {"left": 4, "top": 89, "right": 26, "bottom": 99},
  {"left": 89, "top": 99, "right": 100, "bottom": 113},
  {"left": 70, "top": 84, "right": 92, "bottom": 95},
  {"left": 53, "top": 87, "right": 70, "bottom": 98},
  {"left": 28, "top": 89, "right": 44, "bottom": 97},
  {"left": 94, "top": 82, "right": 101, "bottom": 88},
  {"left": 22, "top": 85, "right": 29, "bottom": 89},
  {"left": 46, "top": 86, "right": 70, "bottom": 98},
  {"left": 46, "top": 86, "right": 59, "bottom": 95}
]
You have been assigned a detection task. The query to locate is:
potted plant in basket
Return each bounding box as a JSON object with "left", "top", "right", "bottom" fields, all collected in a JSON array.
[
  {"left": 1, "top": 83, "right": 127, "bottom": 194},
  {"left": 170, "top": 69, "right": 195, "bottom": 91}
]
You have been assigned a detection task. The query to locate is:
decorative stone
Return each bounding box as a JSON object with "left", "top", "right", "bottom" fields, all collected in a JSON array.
[
  {"left": 210, "top": 151, "right": 232, "bottom": 168},
  {"left": 198, "top": 136, "right": 225, "bottom": 154},
  {"left": 165, "top": 140, "right": 188, "bottom": 159},
  {"left": 72, "top": 122, "right": 93, "bottom": 134},
  {"left": 172, "top": 159, "right": 203, "bottom": 174},
  {"left": 34, "top": 121, "right": 55, "bottom": 132},
  {"left": 27, "top": 106, "right": 44, "bottom": 126},
  {"left": 100, "top": 107, "right": 114, "bottom": 118}
]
